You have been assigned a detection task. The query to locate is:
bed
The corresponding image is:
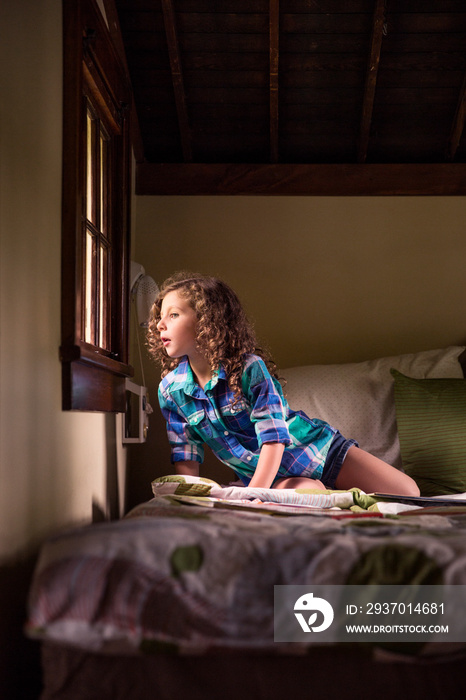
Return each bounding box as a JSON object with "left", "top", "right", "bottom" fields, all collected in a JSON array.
[{"left": 26, "top": 346, "right": 466, "bottom": 699}]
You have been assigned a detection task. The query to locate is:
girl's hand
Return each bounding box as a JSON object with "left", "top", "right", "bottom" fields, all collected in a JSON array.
[{"left": 248, "top": 443, "right": 285, "bottom": 489}]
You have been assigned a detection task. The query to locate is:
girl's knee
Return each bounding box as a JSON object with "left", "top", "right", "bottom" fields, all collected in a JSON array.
[{"left": 401, "top": 473, "right": 420, "bottom": 497}]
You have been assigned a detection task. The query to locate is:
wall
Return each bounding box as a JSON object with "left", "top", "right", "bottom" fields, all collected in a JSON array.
[
  {"left": 0, "top": 0, "right": 121, "bottom": 563},
  {"left": 135, "top": 195, "right": 466, "bottom": 368},
  {"left": 126, "top": 194, "right": 466, "bottom": 504},
  {"left": 0, "top": 1, "right": 124, "bottom": 696}
]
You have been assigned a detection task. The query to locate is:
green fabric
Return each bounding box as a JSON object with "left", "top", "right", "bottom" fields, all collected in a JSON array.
[
  {"left": 346, "top": 543, "right": 443, "bottom": 585},
  {"left": 152, "top": 475, "right": 220, "bottom": 486},
  {"left": 170, "top": 545, "right": 204, "bottom": 577},
  {"left": 391, "top": 369, "right": 466, "bottom": 496},
  {"left": 351, "top": 490, "right": 379, "bottom": 510},
  {"left": 345, "top": 542, "right": 443, "bottom": 656},
  {"left": 152, "top": 474, "right": 218, "bottom": 496},
  {"left": 173, "top": 482, "right": 214, "bottom": 496}
]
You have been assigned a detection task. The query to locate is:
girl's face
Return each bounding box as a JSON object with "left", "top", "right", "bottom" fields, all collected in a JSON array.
[{"left": 157, "top": 290, "right": 199, "bottom": 360}]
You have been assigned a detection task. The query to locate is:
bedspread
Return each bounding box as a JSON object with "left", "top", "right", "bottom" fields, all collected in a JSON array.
[{"left": 26, "top": 483, "right": 466, "bottom": 658}]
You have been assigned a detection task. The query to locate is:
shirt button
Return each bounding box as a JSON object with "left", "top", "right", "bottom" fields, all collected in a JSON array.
[
  {"left": 224, "top": 431, "right": 228, "bottom": 436},
  {"left": 247, "top": 456, "right": 252, "bottom": 461}
]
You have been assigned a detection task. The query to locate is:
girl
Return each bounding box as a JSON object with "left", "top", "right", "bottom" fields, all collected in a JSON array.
[{"left": 148, "top": 272, "right": 420, "bottom": 496}]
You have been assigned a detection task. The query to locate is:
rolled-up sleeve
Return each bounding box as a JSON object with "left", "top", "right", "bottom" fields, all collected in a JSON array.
[
  {"left": 158, "top": 386, "right": 205, "bottom": 464},
  {"left": 242, "top": 357, "right": 291, "bottom": 448}
]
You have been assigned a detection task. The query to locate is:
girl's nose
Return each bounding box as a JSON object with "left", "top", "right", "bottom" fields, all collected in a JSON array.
[{"left": 157, "top": 317, "right": 166, "bottom": 331}]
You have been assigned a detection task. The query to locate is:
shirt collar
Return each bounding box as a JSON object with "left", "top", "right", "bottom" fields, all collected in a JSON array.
[
  {"left": 173, "top": 357, "right": 227, "bottom": 395},
  {"left": 205, "top": 363, "right": 226, "bottom": 391}
]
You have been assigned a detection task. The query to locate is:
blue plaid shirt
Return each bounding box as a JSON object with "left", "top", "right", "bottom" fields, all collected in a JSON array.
[{"left": 158, "top": 354, "right": 338, "bottom": 485}]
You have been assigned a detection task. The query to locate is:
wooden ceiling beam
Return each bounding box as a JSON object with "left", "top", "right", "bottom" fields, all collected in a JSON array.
[
  {"left": 136, "top": 162, "right": 466, "bottom": 196},
  {"left": 269, "top": 0, "right": 280, "bottom": 163},
  {"left": 446, "top": 71, "right": 466, "bottom": 161},
  {"left": 161, "top": 0, "right": 193, "bottom": 162},
  {"left": 357, "top": 0, "right": 386, "bottom": 163}
]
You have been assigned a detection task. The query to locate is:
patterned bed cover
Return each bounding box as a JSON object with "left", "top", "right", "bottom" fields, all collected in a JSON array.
[{"left": 26, "top": 482, "right": 466, "bottom": 660}]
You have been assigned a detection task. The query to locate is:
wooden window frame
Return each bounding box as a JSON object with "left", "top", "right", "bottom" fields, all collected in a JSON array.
[{"left": 60, "top": 0, "right": 133, "bottom": 411}]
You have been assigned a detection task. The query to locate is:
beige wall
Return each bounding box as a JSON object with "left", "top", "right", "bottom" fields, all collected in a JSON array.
[
  {"left": 128, "top": 194, "right": 466, "bottom": 495},
  {"left": 0, "top": 0, "right": 121, "bottom": 562},
  {"left": 135, "top": 195, "right": 466, "bottom": 368}
]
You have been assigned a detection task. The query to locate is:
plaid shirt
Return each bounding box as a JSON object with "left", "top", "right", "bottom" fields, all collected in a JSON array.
[{"left": 158, "top": 354, "right": 338, "bottom": 485}]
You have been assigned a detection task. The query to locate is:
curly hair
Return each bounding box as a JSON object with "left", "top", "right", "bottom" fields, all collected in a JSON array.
[{"left": 147, "top": 271, "right": 279, "bottom": 403}]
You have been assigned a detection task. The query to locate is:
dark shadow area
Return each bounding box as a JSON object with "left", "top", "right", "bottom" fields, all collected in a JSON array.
[
  {"left": 105, "top": 413, "right": 120, "bottom": 520},
  {"left": 0, "top": 551, "right": 42, "bottom": 699}
]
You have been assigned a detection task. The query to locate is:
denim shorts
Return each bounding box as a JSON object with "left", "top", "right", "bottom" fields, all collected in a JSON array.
[{"left": 321, "top": 433, "right": 358, "bottom": 489}]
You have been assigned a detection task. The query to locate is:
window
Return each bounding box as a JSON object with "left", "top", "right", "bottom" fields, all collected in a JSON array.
[{"left": 61, "top": 0, "right": 133, "bottom": 411}]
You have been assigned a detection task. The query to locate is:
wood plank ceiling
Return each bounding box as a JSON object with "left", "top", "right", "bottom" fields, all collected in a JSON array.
[{"left": 112, "top": 0, "right": 466, "bottom": 194}]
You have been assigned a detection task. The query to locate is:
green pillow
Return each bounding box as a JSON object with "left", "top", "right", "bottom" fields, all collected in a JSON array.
[{"left": 391, "top": 369, "right": 466, "bottom": 496}]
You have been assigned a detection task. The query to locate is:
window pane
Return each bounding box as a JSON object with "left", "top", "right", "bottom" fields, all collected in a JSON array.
[
  {"left": 100, "top": 129, "right": 108, "bottom": 235},
  {"left": 84, "top": 229, "right": 96, "bottom": 344},
  {"left": 99, "top": 243, "right": 109, "bottom": 349},
  {"left": 86, "top": 109, "right": 95, "bottom": 224}
]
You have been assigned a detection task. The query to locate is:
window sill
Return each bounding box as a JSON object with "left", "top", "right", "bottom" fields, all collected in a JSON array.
[{"left": 60, "top": 343, "right": 134, "bottom": 412}]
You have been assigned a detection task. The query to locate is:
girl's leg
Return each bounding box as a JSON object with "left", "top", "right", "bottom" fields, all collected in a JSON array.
[
  {"left": 335, "top": 446, "right": 420, "bottom": 496},
  {"left": 273, "top": 476, "right": 326, "bottom": 490}
]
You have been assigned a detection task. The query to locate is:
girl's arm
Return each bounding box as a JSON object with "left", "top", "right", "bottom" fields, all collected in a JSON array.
[
  {"left": 247, "top": 442, "right": 285, "bottom": 489},
  {"left": 175, "top": 460, "right": 200, "bottom": 477}
]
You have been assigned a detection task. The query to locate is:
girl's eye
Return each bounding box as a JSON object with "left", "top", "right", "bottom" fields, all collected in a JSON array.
[{"left": 170, "top": 313, "right": 179, "bottom": 319}]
